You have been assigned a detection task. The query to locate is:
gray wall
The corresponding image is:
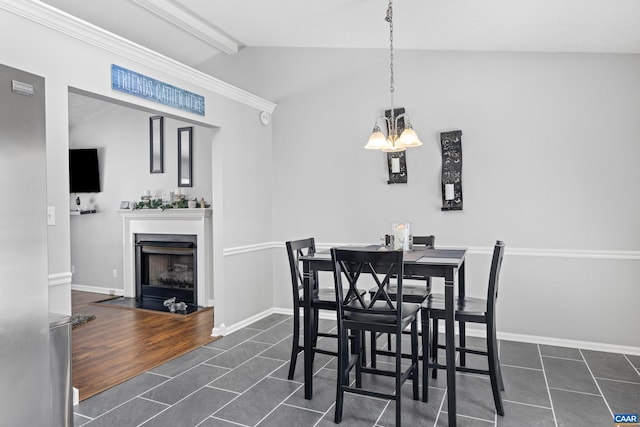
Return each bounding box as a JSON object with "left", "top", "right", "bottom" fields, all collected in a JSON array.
[
  {"left": 68, "top": 94, "right": 214, "bottom": 292},
  {"left": 204, "top": 48, "right": 640, "bottom": 348}
]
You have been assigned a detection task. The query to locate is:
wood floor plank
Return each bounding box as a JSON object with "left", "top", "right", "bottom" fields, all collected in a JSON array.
[{"left": 71, "top": 291, "right": 217, "bottom": 400}]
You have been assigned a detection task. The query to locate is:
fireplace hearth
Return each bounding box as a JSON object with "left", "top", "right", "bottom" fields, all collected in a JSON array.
[{"left": 135, "top": 233, "right": 197, "bottom": 308}]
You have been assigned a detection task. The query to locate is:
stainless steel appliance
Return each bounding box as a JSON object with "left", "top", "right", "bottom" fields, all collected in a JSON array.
[{"left": 0, "top": 64, "right": 54, "bottom": 424}]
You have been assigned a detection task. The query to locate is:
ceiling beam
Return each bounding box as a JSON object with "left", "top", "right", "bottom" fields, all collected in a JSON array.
[{"left": 130, "top": 0, "right": 239, "bottom": 55}]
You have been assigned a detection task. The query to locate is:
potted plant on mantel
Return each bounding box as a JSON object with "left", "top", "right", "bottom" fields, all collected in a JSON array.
[{"left": 132, "top": 197, "right": 208, "bottom": 211}]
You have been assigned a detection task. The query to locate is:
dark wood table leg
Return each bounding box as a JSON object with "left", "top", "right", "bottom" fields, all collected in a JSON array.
[
  {"left": 445, "top": 267, "right": 457, "bottom": 427},
  {"left": 303, "top": 262, "right": 314, "bottom": 400},
  {"left": 458, "top": 261, "right": 466, "bottom": 366}
]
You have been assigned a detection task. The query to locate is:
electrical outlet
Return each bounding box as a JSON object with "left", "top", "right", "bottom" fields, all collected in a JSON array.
[
  {"left": 71, "top": 265, "right": 75, "bottom": 274},
  {"left": 109, "top": 289, "right": 115, "bottom": 295},
  {"left": 112, "top": 269, "right": 118, "bottom": 278}
]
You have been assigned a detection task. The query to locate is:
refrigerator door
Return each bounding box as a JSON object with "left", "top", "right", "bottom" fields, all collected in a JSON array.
[{"left": 0, "top": 64, "right": 51, "bottom": 424}]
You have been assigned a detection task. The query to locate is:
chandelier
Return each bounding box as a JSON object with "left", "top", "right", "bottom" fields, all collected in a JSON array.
[{"left": 364, "top": 0, "right": 422, "bottom": 152}]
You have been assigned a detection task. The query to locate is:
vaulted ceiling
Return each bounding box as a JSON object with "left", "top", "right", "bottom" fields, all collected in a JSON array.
[{"left": 41, "top": 0, "right": 640, "bottom": 74}]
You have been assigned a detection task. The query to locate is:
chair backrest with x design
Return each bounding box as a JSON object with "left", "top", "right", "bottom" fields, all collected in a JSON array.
[
  {"left": 331, "top": 248, "right": 405, "bottom": 331},
  {"left": 286, "top": 238, "right": 316, "bottom": 307}
]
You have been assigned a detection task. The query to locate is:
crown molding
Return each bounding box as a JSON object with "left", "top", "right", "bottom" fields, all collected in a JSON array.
[
  {"left": 130, "top": 0, "right": 239, "bottom": 55},
  {"left": 0, "top": 0, "right": 276, "bottom": 114}
]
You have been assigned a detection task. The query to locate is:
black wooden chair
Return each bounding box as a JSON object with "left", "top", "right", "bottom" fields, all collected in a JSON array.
[
  {"left": 331, "top": 247, "right": 420, "bottom": 426},
  {"left": 286, "top": 238, "right": 340, "bottom": 380},
  {"left": 369, "top": 235, "right": 435, "bottom": 366},
  {"left": 422, "top": 240, "right": 506, "bottom": 416}
]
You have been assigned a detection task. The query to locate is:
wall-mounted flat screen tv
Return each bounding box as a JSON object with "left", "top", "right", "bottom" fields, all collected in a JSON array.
[{"left": 69, "top": 148, "right": 101, "bottom": 193}]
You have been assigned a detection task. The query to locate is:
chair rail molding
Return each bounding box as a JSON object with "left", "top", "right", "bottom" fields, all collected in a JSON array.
[
  {"left": 243, "top": 241, "right": 640, "bottom": 261},
  {"left": 223, "top": 242, "right": 279, "bottom": 257},
  {"left": 48, "top": 272, "right": 72, "bottom": 287}
]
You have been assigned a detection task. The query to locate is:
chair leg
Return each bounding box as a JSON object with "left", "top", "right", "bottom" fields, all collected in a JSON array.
[
  {"left": 431, "top": 318, "right": 438, "bottom": 379},
  {"left": 411, "top": 319, "right": 419, "bottom": 401},
  {"left": 311, "top": 308, "right": 320, "bottom": 363},
  {"left": 487, "top": 322, "right": 504, "bottom": 416},
  {"left": 287, "top": 308, "right": 300, "bottom": 380},
  {"left": 497, "top": 355, "right": 505, "bottom": 391},
  {"left": 421, "top": 309, "right": 430, "bottom": 402},
  {"left": 355, "top": 331, "right": 362, "bottom": 389},
  {"left": 395, "top": 328, "right": 402, "bottom": 427},
  {"left": 459, "top": 320, "right": 467, "bottom": 366},
  {"left": 334, "top": 325, "right": 347, "bottom": 424},
  {"left": 370, "top": 331, "right": 377, "bottom": 368}
]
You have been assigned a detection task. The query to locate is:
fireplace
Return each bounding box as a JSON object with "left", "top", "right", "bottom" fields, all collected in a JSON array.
[
  {"left": 120, "top": 209, "right": 213, "bottom": 320},
  {"left": 135, "top": 233, "right": 197, "bottom": 306}
]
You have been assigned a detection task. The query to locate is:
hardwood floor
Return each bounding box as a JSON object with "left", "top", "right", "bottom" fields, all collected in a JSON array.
[{"left": 71, "top": 291, "right": 217, "bottom": 401}]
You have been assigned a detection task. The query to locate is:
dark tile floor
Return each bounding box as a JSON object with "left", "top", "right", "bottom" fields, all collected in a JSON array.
[{"left": 74, "top": 314, "right": 640, "bottom": 427}]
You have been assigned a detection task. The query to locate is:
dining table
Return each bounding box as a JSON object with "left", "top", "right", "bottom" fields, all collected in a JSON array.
[{"left": 301, "top": 245, "right": 466, "bottom": 427}]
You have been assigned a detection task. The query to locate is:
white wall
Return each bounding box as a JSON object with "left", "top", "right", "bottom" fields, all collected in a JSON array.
[
  {"left": 68, "top": 94, "right": 214, "bottom": 292},
  {"left": 0, "top": 3, "right": 275, "bottom": 333},
  {"left": 204, "top": 47, "right": 640, "bottom": 349}
]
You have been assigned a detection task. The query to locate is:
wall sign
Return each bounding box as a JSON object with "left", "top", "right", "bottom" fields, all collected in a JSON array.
[{"left": 111, "top": 64, "right": 205, "bottom": 116}]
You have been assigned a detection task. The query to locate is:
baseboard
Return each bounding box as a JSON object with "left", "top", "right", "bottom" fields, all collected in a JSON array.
[
  {"left": 73, "top": 387, "right": 79, "bottom": 406},
  {"left": 433, "top": 325, "right": 640, "bottom": 356},
  {"left": 71, "top": 284, "right": 124, "bottom": 296},
  {"left": 221, "top": 307, "right": 281, "bottom": 336},
  {"left": 273, "top": 307, "right": 640, "bottom": 356}
]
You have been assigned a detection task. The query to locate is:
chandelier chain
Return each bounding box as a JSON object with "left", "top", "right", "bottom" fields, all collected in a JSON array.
[
  {"left": 387, "top": 1, "right": 394, "bottom": 103},
  {"left": 386, "top": 0, "right": 395, "bottom": 125}
]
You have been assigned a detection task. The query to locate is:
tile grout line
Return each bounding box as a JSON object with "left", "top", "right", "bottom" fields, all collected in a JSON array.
[
  {"left": 501, "top": 398, "right": 553, "bottom": 410},
  {"left": 540, "top": 354, "right": 586, "bottom": 362},
  {"left": 592, "top": 376, "right": 640, "bottom": 386},
  {"left": 202, "top": 416, "right": 249, "bottom": 427},
  {"left": 250, "top": 381, "right": 305, "bottom": 427},
  {"left": 281, "top": 402, "right": 326, "bottom": 415},
  {"left": 537, "top": 343, "right": 559, "bottom": 427},
  {"left": 74, "top": 372, "right": 175, "bottom": 424},
  {"left": 623, "top": 354, "right": 640, "bottom": 377},
  {"left": 578, "top": 348, "right": 615, "bottom": 418},
  {"left": 547, "top": 386, "right": 604, "bottom": 397}
]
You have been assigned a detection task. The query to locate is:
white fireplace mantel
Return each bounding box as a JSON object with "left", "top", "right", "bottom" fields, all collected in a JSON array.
[{"left": 119, "top": 208, "right": 213, "bottom": 306}]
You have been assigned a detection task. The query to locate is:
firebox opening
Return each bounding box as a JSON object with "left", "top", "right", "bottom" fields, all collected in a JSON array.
[{"left": 135, "top": 233, "right": 197, "bottom": 311}]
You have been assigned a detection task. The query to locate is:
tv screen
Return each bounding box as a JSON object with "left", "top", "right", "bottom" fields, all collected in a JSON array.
[{"left": 69, "top": 149, "right": 101, "bottom": 193}]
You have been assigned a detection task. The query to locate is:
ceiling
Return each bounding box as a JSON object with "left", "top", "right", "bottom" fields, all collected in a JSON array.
[{"left": 41, "top": 0, "right": 640, "bottom": 74}]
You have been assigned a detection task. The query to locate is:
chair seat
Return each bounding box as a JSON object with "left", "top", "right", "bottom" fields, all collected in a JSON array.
[
  {"left": 302, "top": 287, "right": 337, "bottom": 303},
  {"left": 301, "top": 288, "right": 366, "bottom": 305},
  {"left": 345, "top": 301, "right": 420, "bottom": 325},
  {"left": 425, "top": 293, "right": 487, "bottom": 320},
  {"left": 369, "top": 284, "right": 429, "bottom": 304}
]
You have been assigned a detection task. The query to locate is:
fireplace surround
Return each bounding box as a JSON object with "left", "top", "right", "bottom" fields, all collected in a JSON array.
[{"left": 120, "top": 208, "right": 212, "bottom": 309}]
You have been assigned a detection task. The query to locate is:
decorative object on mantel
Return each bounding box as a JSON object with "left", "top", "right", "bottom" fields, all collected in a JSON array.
[
  {"left": 364, "top": 0, "right": 422, "bottom": 153},
  {"left": 132, "top": 196, "right": 208, "bottom": 210},
  {"left": 149, "top": 116, "right": 164, "bottom": 174},
  {"left": 441, "top": 130, "right": 463, "bottom": 211},
  {"left": 178, "top": 126, "right": 193, "bottom": 187}
]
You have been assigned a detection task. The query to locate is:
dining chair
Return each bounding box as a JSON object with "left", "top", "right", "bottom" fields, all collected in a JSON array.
[
  {"left": 422, "top": 240, "right": 506, "bottom": 415},
  {"left": 369, "top": 235, "right": 435, "bottom": 367},
  {"left": 286, "top": 238, "right": 340, "bottom": 380},
  {"left": 331, "top": 247, "right": 420, "bottom": 427}
]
